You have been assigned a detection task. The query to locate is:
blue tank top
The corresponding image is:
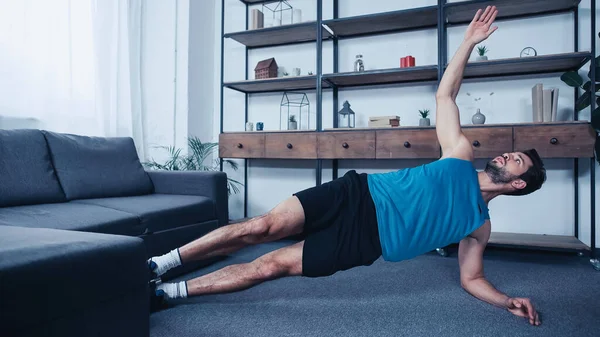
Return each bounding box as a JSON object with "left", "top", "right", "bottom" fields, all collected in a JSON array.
[{"left": 367, "top": 158, "right": 490, "bottom": 262}]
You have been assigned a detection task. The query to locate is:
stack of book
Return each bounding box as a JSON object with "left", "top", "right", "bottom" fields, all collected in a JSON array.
[
  {"left": 368, "top": 116, "right": 400, "bottom": 128},
  {"left": 531, "top": 83, "right": 558, "bottom": 122}
]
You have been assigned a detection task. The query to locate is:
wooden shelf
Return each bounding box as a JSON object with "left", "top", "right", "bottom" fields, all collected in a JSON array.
[
  {"left": 446, "top": 0, "right": 581, "bottom": 25},
  {"left": 489, "top": 232, "right": 590, "bottom": 252},
  {"left": 224, "top": 75, "right": 329, "bottom": 94},
  {"left": 220, "top": 122, "right": 595, "bottom": 159},
  {"left": 224, "top": 22, "right": 331, "bottom": 48},
  {"left": 322, "top": 65, "right": 439, "bottom": 88},
  {"left": 239, "top": 0, "right": 280, "bottom": 4},
  {"left": 222, "top": 130, "right": 316, "bottom": 134},
  {"left": 460, "top": 52, "right": 591, "bottom": 79},
  {"left": 322, "top": 6, "right": 438, "bottom": 38},
  {"left": 231, "top": 121, "right": 590, "bottom": 133}
]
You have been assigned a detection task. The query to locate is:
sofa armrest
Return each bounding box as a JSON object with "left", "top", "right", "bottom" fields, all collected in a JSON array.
[{"left": 146, "top": 170, "right": 229, "bottom": 226}]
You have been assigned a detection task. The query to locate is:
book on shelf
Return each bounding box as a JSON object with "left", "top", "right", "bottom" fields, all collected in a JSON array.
[
  {"left": 368, "top": 115, "right": 400, "bottom": 127},
  {"left": 251, "top": 9, "right": 264, "bottom": 30},
  {"left": 531, "top": 83, "right": 558, "bottom": 122}
]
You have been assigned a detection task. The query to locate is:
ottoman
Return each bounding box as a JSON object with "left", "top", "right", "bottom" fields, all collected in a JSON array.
[{"left": 0, "top": 225, "right": 149, "bottom": 337}]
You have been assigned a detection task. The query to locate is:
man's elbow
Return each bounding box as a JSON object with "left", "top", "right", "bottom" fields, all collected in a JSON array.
[
  {"left": 460, "top": 275, "right": 480, "bottom": 290},
  {"left": 436, "top": 92, "right": 455, "bottom": 102}
]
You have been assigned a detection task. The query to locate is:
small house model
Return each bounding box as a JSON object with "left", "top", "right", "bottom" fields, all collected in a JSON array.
[{"left": 255, "top": 57, "right": 278, "bottom": 79}]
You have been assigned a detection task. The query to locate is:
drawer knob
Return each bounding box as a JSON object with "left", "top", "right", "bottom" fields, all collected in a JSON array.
[
  {"left": 237, "top": 143, "right": 243, "bottom": 148},
  {"left": 550, "top": 137, "right": 558, "bottom": 145},
  {"left": 342, "top": 142, "right": 349, "bottom": 149},
  {"left": 473, "top": 140, "right": 480, "bottom": 147},
  {"left": 404, "top": 141, "right": 411, "bottom": 148},
  {"left": 286, "top": 143, "right": 293, "bottom": 149}
]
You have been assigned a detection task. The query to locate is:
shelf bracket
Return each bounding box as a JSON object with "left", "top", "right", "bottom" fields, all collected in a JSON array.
[
  {"left": 321, "top": 23, "right": 335, "bottom": 37},
  {"left": 322, "top": 78, "right": 337, "bottom": 88}
]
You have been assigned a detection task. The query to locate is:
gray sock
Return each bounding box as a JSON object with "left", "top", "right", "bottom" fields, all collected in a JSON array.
[{"left": 157, "top": 281, "right": 188, "bottom": 299}]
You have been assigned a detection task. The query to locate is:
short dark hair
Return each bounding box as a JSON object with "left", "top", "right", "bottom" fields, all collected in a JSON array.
[{"left": 505, "top": 149, "right": 547, "bottom": 196}]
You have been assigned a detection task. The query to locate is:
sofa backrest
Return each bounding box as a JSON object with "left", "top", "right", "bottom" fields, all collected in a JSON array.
[
  {"left": 0, "top": 129, "right": 66, "bottom": 207},
  {"left": 42, "top": 131, "right": 154, "bottom": 200}
]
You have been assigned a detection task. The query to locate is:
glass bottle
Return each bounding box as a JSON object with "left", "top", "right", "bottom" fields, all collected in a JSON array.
[{"left": 354, "top": 54, "right": 364, "bottom": 72}]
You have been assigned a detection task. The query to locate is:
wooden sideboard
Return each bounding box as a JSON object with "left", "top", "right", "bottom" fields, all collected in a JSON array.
[{"left": 219, "top": 121, "right": 596, "bottom": 160}]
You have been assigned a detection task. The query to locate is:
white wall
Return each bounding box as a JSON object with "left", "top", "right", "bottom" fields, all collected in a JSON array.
[{"left": 213, "top": 0, "right": 600, "bottom": 248}]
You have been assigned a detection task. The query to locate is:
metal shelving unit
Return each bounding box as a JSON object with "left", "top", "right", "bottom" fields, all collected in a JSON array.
[{"left": 220, "top": 0, "right": 598, "bottom": 268}]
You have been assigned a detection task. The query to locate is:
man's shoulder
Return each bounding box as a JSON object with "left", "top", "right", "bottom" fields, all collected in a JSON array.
[{"left": 440, "top": 134, "right": 474, "bottom": 162}]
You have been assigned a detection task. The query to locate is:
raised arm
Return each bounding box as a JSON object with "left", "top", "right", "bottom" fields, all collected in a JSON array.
[
  {"left": 459, "top": 221, "right": 541, "bottom": 326},
  {"left": 435, "top": 6, "right": 498, "bottom": 160}
]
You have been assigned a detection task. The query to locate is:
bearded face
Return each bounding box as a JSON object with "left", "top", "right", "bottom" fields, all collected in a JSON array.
[{"left": 485, "top": 159, "right": 519, "bottom": 184}]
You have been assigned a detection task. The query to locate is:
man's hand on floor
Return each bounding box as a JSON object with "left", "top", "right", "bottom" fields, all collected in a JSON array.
[{"left": 505, "top": 297, "right": 541, "bottom": 326}]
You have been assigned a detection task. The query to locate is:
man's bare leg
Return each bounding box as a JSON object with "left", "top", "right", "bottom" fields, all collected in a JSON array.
[
  {"left": 148, "top": 195, "right": 306, "bottom": 278},
  {"left": 186, "top": 240, "right": 304, "bottom": 296},
  {"left": 150, "top": 241, "right": 304, "bottom": 311}
]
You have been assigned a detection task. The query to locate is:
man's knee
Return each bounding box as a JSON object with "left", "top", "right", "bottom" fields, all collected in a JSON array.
[
  {"left": 240, "top": 214, "right": 272, "bottom": 244},
  {"left": 254, "top": 255, "right": 296, "bottom": 280}
]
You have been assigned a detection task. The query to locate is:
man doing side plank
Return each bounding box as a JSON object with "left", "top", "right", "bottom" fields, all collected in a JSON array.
[{"left": 148, "top": 6, "right": 545, "bottom": 326}]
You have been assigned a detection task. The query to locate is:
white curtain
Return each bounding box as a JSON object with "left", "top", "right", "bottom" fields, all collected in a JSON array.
[
  {"left": 0, "top": 0, "right": 147, "bottom": 160},
  {"left": 91, "top": 0, "right": 146, "bottom": 159}
]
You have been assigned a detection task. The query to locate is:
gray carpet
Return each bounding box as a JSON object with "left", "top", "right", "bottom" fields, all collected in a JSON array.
[{"left": 150, "top": 240, "right": 600, "bottom": 337}]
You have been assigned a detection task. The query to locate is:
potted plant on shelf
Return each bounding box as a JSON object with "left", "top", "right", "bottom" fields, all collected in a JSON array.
[
  {"left": 419, "top": 109, "right": 430, "bottom": 126},
  {"left": 560, "top": 33, "right": 600, "bottom": 164},
  {"left": 288, "top": 115, "right": 297, "bottom": 130},
  {"left": 475, "top": 45, "right": 488, "bottom": 61}
]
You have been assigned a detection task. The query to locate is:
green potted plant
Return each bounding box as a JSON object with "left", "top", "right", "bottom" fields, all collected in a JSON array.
[
  {"left": 143, "top": 136, "right": 243, "bottom": 196},
  {"left": 419, "top": 109, "right": 430, "bottom": 126},
  {"left": 288, "top": 115, "right": 297, "bottom": 130},
  {"left": 560, "top": 33, "right": 600, "bottom": 163},
  {"left": 475, "top": 45, "right": 488, "bottom": 61}
]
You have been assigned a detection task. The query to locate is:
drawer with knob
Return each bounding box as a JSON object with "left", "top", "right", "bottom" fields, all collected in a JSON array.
[
  {"left": 462, "top": 127, "right": 512, "bottom": 158},
  {"left": 219, "top": 133, "right": 265, "bottom": 158},
  {"left": 265, "top": 133, "right": 318, "bottom": 159},
  {"left": 513, "top": 123, "right": 595, "bottom": 158},
  {"left": 318, "top": 131, "right": 375, "bottom": 159},
  {"left": 375, "top": 129, "right": 440, "bottom": 159}
]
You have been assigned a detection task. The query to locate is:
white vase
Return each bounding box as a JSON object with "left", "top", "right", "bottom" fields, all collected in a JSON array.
[
  {"left": 476, "top": 55, "right": 488, "bottom": 61},
  {"left": 288, "top": 121, "right": 297, "bottom": 130},
  {"left": 419, "top": 118, "right": 430, "bottom": 126}
]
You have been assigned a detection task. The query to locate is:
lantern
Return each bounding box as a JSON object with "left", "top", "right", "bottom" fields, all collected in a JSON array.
[
  {"left": 280, "top": 92, "right": 310, "bottom": 130},
  {"left": 338, "top": 101, "right": 355, "bottom": 128},
  {"left": 262, "top": 1, "right": 293, "bottom": 26}
]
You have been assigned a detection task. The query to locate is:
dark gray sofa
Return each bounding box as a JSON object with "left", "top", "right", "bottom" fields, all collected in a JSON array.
[{"left": 0, "top": 129, "right": 229, "bottom": 337}]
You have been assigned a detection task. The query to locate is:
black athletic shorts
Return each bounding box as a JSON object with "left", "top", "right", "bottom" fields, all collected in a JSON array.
[{"left": 293, "top": 170, "right": 382, "bottom": 277}]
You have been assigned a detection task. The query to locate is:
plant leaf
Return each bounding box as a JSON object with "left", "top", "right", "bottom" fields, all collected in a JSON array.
[
  {"left": 591, "top": 106, "right": 600, "bottom": 131},
  {"left": 561, "top": 71, "right": 584, "bottom": 87},
  {"left": 587, "top": 66, "right": 600, "bottom": 81},
  {"left": 576, "top": 91, "right": 591, "bottom": 111},
  {"left": 585, "top": 81, "right": 600, "bottom": 92},
  {"left": 596, "top": 134, "right": 600, "bottom": 165}
]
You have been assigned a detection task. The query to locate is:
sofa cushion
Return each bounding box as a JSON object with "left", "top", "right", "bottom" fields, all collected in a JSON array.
[
  {"left": 0, "top": 225, "right": 148, "bottom": 336},
  {"left": 73, "top": 194, "right": 217, "bottom": 234},
  {"left": 42, "top": 130, "right": 154, "bottom": 200},
  {"left": 0, "top": 202, "right": 144, "bottom": 236},
  {"left": 0, "top": 129, "right": 66, "bottom": 207}
]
